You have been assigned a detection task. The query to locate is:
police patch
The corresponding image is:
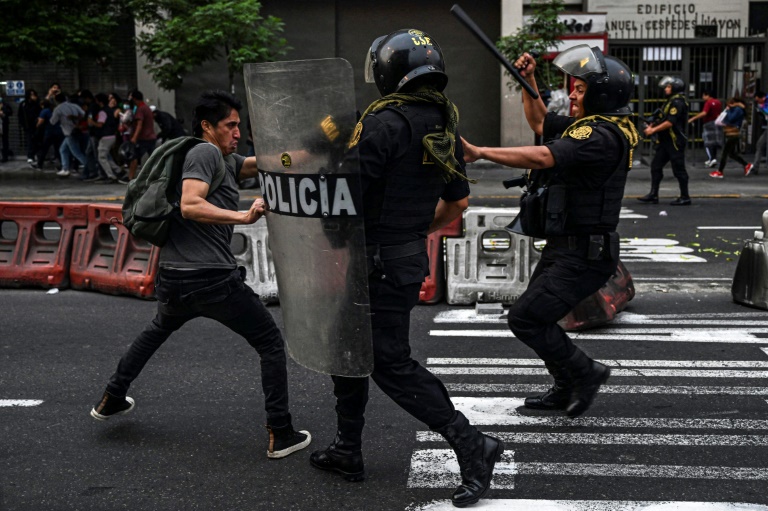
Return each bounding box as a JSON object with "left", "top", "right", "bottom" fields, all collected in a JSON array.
[
  {"left": 569, "top": 126, "right": 592, "bottom": 140},
  {"left": 348, "top": 122, "right": 363, "bottom": 149},
  {"left": 670, "top": 107, "right": 678, "bottom": 115}
]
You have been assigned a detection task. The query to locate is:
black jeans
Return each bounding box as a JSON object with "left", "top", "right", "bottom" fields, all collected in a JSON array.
[
  {"left": 650, "top": 142, "right": 689, "bottom": 198},
  {"left": 718, "top": 136, "right": 748, "bottom": 172},
  {"left": 331, "top": 271, "right": 455, "bottom": 430},
  {"left": 106, "top": 267, "right": 290, "bottom": 424},
  {"left": 507, "top": 243, "right": 617, "bottom": 363}
]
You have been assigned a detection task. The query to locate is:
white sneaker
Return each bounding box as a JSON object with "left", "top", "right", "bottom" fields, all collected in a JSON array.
[
  {"left": 704, "top": 159, "right": 712, "bottom": 166},
  {"left": 56, "top": 169, "right": 71, "bottom": 177},
  {"left": 26, "top": 158, "right": 34, "bottom": 164},
  {"left": 706, "top": 159, "right": 718, "bottom": 168}
]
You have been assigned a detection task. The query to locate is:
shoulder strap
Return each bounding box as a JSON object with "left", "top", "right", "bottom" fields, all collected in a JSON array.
[{"left": 206, "top": 153, "right": 231, "bottom": 196}]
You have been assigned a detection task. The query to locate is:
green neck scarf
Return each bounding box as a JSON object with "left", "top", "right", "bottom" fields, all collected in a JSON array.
[
  {"left": 563, "top": 115, "right": 640, "bottom": 168},
  {"left": 357, "top": 88, "right": 473, "bottom": 183}
]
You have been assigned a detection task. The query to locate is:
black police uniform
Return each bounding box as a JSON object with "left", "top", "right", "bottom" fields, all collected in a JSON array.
[
  {"left": 507, "top": 112, "right": 628, "bottom": 364},
  {"left": 650, "top": 94, "right": 690, "bottom": 199},
  {"left": 332, "top": 103, "right": 470, "bottom": 429}
]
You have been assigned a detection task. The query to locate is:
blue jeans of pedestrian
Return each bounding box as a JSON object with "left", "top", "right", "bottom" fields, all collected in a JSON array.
[
  {"left": 59, "top": 132, "right": 88, "bottom": 171},
  {"left": 106, "top": 267, "right": 291, "bottom": 425}
]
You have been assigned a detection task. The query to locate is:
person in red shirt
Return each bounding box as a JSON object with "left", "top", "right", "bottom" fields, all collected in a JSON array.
[
  {"left": 126, "top": 89, "right": 158, "bottom": 180},
  {"left": 688, "top": 89, "right": 723, "bottom": 167}
]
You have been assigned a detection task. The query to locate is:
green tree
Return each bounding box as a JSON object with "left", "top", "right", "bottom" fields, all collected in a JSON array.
[
  {"left": 0, "top": 0, "right": 128, "bottom": 72},
  {"left": 496, "top": 0, "right": 567, "bottom": 93},
  {"left": 132, "top": 0, "right": 289, "bottom": 92}
]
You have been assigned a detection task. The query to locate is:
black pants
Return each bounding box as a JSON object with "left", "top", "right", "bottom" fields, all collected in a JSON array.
[
  {"left": 331, "top": 272, "right": 455, "bottom": 430},
  {"left": 718, "top": 136, "right": 748, "bottom": 172},
  {"left": 106, "top": 267, "right": 291, "bottom": 424},
  {"left": 507, "top": 244, "right": 617, "bottom": 363},
  {"left": 650, "top": 142, "right": 689, "bottom": 198}
]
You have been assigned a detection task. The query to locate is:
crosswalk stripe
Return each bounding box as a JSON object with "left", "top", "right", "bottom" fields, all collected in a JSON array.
[
  {"left": 429, "top": 329, "right": 768, "bottom": 343},
  {"left": 416, "top": 431, "right": 768, "bottom": 447},
  {"left": 430, "top": 367, "right": 768, "bottom": 378},
  {"left": 428, "top": 357, "right": 768, "bottom": 368},
  {"left": 0, "top": 400, "right": 42, "bottom": 407},
  {"left": 452, "top": 397, "right": 768, "bottom": 430},
  {"left": 433, "top": 310, "right": 768, "bottom": 325},
  {"left": 444, "top": 383, "right": 768, "bottom": 395},
  {"left": 407, "top": 449, "right": 516, "bottom": 489},
  {"left": 406, "top": 499, "right": 768, "bottom": 511}
]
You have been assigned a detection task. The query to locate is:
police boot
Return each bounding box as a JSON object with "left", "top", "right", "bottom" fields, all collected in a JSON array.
[
  {"left": 561, "top": 348, "right": 611, "bottom": 417},
  {"left": 524, "top": 361, "right": 573, "bottom": 410},
  {"left": 433, "top": 411, "right": 504, "bottom": 508},
  {"left": 636, "top": 192, "right": 659, "bottom": 204},
  {"left": 309, "top": 414, "right": 365, "bottom": 482}
]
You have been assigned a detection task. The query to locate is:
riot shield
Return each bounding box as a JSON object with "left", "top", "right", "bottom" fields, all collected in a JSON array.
[{"left": 244, "top": 59, "right": 373, "bottom": 377}]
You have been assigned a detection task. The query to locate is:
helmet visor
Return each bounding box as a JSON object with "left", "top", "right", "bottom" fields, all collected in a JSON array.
[
  {"left": 364, "top": 35, "right": 387, "bottom": 84},
  {"left": 552, "top": 45, "right": 605, "bottom": 80},
  {"left": 658, "top": 76, "right": 677, "bottom": 88}
]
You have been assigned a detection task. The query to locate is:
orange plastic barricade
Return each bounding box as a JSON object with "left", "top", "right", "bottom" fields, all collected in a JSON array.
[
  {"left": 69, "top": 204, "right": 160, "bottom": 299},
  {"left": 0, "top": 202, "right": 89, "bottom": 289},
  {"left": 419, "top": 215, "right": 463, "bottom": 304},
  {"left": 559, "top": 259, "right": 635, "bottom": 331}
]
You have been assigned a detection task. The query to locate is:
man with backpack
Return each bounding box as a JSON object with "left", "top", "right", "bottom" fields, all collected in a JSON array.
[{"left": 91, "top": 90, "right": 312, "bottom": 460}]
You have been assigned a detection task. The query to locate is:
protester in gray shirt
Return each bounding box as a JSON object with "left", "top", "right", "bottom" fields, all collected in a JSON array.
[
  {"left": 49, "top": 94, "right": 88, "bottom": 178},
  {"left": 90, "top": 90, "right": 312, "bottom": 460}
]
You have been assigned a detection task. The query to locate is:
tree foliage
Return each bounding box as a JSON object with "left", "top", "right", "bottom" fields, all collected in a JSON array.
[
  {"left": 496, "top": 0, "right": 567, "bottom": 92},
  {"left": 132, "top": 0, "right": 289, "bottom": 91},
  {"left": 0, "top": 0, "right": 128, "bottom": 72}
]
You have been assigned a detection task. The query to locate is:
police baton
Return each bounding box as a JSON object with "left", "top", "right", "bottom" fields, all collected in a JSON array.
[{"left": 450, "top": 4, "right": 540, "bottom": 100}]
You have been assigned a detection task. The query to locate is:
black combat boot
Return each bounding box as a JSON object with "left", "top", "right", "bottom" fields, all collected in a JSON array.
[
  {"left": 636, "top": 192, "right": 659, "bottom": 204},
  {"left": 524, "top": 361, "right": 573, "bottom": 410},
  {"left": 433, "top": 411, "right": 504, "bottom": 508},
  {"left": 309, "top": 414, "right": 365, "bottom": 482},
  {"left": 561, "top": 348, "right": 611, "bottom": 417}
]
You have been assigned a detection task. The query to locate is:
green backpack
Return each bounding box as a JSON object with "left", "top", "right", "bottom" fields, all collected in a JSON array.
[{"left": 122, "top": 136, "right": 229, "bottom": 247}]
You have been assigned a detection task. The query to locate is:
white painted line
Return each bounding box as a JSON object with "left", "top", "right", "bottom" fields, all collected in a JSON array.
[
  {"left": 431, "top": 367, "right": 768, "bottom": 378},
  {"left": 697, "top": 226, "right": 760, "bottom": 230},
  {"left": 762, "top": 347, "right": 768, "bottom": 358},
  {"left": 444, "top": 383, "right": 768, "bottom": 395},
  {"left": 433, "top": 310, "right": 767, "bottom": 325},
  {"left": 517, "top": 462, "right": 768, "bottom": 479},
  {"left": 428, "top": 357, "right": 768, "bottom": 368},
  {"left": 407, "top": 449, "right": 516, "bottom": 489},
  {"left": 429, "top": 329, "right": 768, "bottom": 343},
  {"left": 0, "top": 400, "right": 42, "bottom": 407},
  {"left": 416, "top": 431, "right": 768, "bottom": 447},
  {"left": 452, "top": 397, "right": 768, "bottom": 429},
  {"left": 633, "top": 277, "right": 733, "bottom": 281},
  {"left": 407, "top": 500, "right": 768, "bottom": 511}
]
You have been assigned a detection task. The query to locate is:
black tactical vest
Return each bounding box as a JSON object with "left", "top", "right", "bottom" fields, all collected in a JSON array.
[
  {"left": 363, "top": 104, "right": 450, "bottom": 243},
  {"left": 558, "top": 121, "right": 629, "bottom": 235}
]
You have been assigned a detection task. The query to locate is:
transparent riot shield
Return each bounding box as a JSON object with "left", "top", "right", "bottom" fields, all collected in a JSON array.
[{"left": 244, "top": 59, "right": 373, "bottom": 377}]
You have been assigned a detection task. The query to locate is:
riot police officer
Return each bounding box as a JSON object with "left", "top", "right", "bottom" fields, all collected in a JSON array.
[
  {"left": 637, "top": 76, "right": 692, "bottom": 206},
  {"left": 462, "top": 45, "right": 639, "bottom": 417},
  {"left": 309, "top": 29, "right": 504, "bottom": 508}
]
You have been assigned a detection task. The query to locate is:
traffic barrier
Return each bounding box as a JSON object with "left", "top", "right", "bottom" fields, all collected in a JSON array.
[
  {"left": 732, "top": 211, "right": 768, "bottom": 310},
  {"left": 420, "top": 215, "right": 463, "bottom": 304},
  {"left": 0, "top": 202, "right": 89, "bottom": 289},
  {"left": 232, "top": 221, "right": 279, "bottom": 303},
  {"left": 69, "top": 204, "right": 159, "bottom": 299},
  {"left": 445, "top": 207, "right": 540, "bottom": 304},
  {"left": 559, "top": 259, "right": 635, "bottom": 331}
]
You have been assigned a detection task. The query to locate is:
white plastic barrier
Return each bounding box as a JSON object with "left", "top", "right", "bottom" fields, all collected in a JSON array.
[
  {"left": 232, "top": 222, "right": 279, "bottom": 303},
  {"left": 445, "top": 207, "right": 540, "bottom": 304}
]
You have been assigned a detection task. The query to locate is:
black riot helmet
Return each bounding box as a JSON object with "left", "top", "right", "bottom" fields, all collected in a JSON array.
[
  {"left": 364, "top": 29, "right": 448, "bottom": 96},
  {"left": 552, "top": 45, "right": 634, "bottom": 116},
  {"left": 658, "top": 76, "right": 685, "bottom": 94}
]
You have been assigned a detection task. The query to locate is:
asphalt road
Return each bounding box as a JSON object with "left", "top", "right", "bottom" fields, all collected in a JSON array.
[{"left": 3, "top": 198, "right": 768, "bottom": 510}]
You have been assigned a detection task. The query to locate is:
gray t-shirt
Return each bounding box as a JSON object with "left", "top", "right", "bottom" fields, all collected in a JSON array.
[
  {"left": 50, "top": 102, "right": 85, "bottom": 136},
  {"left": 159, "top": 143, "right": 246, "bottom": 270}
]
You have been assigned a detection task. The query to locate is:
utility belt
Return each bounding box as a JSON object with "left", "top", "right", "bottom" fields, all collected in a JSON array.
[
  {"left": 546, "top": 232, "right": 620, "bottom": 261},
  {"left": 366, "top": 239, "right": 427, "bottom": 275}
]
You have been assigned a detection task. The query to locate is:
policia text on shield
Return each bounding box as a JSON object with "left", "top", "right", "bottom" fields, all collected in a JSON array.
[{"left": 462, "top": 46, "right": 639, "bottom": 417}]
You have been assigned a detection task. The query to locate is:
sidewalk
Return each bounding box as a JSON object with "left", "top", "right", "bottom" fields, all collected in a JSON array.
[{"left": 0, "top": 152, "right": 765, "bottom": 202}]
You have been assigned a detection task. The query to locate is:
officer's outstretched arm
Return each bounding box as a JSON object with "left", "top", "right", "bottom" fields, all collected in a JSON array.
[
  {"left": 429, "top": 197, "right": 469, "bottom": 234},
  {"left": 461, "top": 136, "right": 554, "bottom": 169}
]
